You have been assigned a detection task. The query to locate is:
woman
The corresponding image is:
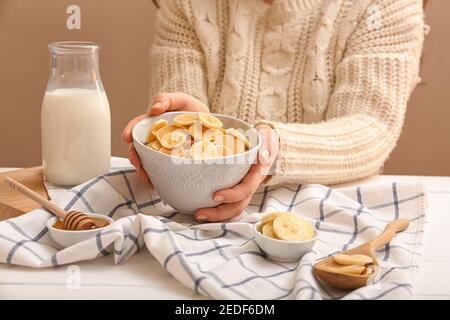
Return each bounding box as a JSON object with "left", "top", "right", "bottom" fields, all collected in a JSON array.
[{"left": 122, "top": 0, "right": 426, "bottom": 222}]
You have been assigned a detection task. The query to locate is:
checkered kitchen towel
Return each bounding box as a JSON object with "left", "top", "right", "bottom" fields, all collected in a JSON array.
[{"left": 0, "top": 158, "right": 427, "bottom": 299}]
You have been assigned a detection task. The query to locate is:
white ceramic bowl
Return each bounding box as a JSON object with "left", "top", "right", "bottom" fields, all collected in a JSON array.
[
  {"left": 253, "top": 222, "right": 318, "bottom": 263},
  {"left": 132, "top": 112, "right": 261, "bottom": 214},
  {"left": 47, "top": 213, "right": 113, "bottom": 248}
]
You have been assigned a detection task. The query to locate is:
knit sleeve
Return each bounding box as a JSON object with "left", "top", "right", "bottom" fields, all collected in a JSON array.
[
  {"left": 258, "top": 0, "right": 425, "bottom": 186},
  {"left": 149, "top": 0, "right": 208, "bottom": 104}
]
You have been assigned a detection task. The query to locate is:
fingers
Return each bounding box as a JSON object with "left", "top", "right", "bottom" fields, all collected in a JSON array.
[
  {"left": 149, "top": 92, "right": 209, "bottom": 115},
  {"left": 128, "top": 145, "right": 152, "bottom": 186},
  {"left": 213, "top": 164, "right": 264, "bottom": 204},
  {"left": 256, "top": 124, "right": 277, "bottom": 164},
  {"left": 197, "top": 165, "right": 265, "bottom": 222},
  {"left": 137, "top": 167, "right": 153, "bottom": 187},
  {"left": 121, "top": 114, "right": 148, "bottom": 144},
  {"left": 195, "top": 126, "right": 280, "bottom": 223},
  {"left": 255, "top": 124, "right": 280, "bottom": 176},
  {"left": 128, "top": 144, "right": 141, "bottom": 168},
  {"left": 147, "top": 93, "right": 172, "bottom": 115},
  {"left": 195, "top": 198, "right": 251, "bottom": 223}
]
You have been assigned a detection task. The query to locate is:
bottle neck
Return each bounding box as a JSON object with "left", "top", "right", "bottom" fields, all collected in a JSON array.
[{"left": 47, "top": 50, "right": 103, "bottom": 92}]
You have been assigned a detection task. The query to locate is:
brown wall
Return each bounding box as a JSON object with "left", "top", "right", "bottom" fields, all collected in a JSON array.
[
  {"left": 0, "top": 0, "right": 157, "bottom": 167},
  {"left": 383, "top": 0, "right": 450, "bottom": 175},
  {"left": 0, "top": 0, "right": 449, "bottom": 176}
]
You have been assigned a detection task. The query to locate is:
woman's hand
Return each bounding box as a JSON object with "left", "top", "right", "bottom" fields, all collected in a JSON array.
[
  {"left": 121, "top": 92, "right": 209, "bottom": 185},
  {"left": 195, "top": 124, "right": 279, "bottom": 223}
]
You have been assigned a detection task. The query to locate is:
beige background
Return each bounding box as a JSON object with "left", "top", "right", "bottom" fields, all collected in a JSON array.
[{"left": 0, "top": 0, "right": 448, "bottom": 176}]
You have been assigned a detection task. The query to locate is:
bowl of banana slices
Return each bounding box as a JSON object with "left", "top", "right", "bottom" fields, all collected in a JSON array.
[
  {"left": 132, "top": 112, "right": 261, "bottom": 214},
  {"left": 254, "top": 212, "right": 318, "bottom": 262}
]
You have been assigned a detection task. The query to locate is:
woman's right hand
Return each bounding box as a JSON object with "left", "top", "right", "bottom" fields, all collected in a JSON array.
[{"left": 121, "top": 92, "right": 210, "bottom": 185}]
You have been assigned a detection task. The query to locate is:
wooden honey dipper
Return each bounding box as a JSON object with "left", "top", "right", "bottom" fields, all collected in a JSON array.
[{"left": 4, "top": 177, "right": 96, "bottom": 231}]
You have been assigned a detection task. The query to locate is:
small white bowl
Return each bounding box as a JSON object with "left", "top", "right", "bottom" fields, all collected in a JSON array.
[
  {"left": 46, "top": 213, "right": 113, "bottom": 248},
  {"left": 253, "top": 222, "right": 318, "bottom": 263}
]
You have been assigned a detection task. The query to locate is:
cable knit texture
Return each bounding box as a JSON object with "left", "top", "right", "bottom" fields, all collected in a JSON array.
[{"left": 149, "top": 0, "right": 426, "bottom": 186}]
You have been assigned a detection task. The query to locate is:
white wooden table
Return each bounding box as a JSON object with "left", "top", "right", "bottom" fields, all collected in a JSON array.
[{"left": 0, "top": 168, "right": 449, "bottom": 300}]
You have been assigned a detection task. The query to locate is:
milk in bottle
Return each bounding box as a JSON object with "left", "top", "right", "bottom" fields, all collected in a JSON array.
[{"left": 41, "top": 42, "right": 111, "bottom": 185}]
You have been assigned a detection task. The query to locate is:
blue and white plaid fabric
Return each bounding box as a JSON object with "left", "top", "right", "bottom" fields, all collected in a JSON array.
[{"left": 0, "top": 158, "right": 427, "bottom": 299}]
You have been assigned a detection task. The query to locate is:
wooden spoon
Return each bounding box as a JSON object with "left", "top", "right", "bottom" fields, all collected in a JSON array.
[
  {"left": 4, "top": 177, "right": 96, "bottom": 231},
  {"left": 313, "top": 219, "right": 410, "bottom": 290}
]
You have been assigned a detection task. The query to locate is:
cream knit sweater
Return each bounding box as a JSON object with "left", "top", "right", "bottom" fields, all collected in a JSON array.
[{"left": 149, "top": 0, "right": 426, "bottom": 186}]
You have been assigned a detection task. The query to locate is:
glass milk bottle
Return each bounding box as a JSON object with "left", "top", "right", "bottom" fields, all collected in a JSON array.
[{"left": 41, "top": 42, "right": 111, "bottom": 185}]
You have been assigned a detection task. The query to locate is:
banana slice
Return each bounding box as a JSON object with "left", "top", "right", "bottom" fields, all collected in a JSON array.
[
  {"left": 323, "top": 265, "right": 366, "bottom": 275},
  {"left": 156, "top": 125, "right": 176, "bottom": 141},
  {"left": 273, "top": 213, "right": 315, "bottom": 241},
  {"left": 190, "top": 141, "right": 204, "bottom": 159},
  {"left": 146, "top": 132, "right": 156, "bottom": 144},
  {"left": 199, "top": 113, "right": 223, "bottom": 129},
  {"left": 173, "top": 122, "right": 188, "bottom": 129},
  {"left": 216, "top": 135, "right": 245, "bottom": 155},
  {"left": 233, "top": 138, "right": 246, "bottom": 154},
  {"left": 188, "top": 125, "right": 222, "bottom": 142},
  {"left": 159, "top": 147, "right": 172, "bottom": 156},
  {"left": 225, "top": 128, "right": 250, "bottom": 149},
  {"left": 333, "top": 254, "right": 373, "bottom": 266},
  {"left": 190, "top": 141, "right": 218, "bottom": 159},
  {"left": 145, "top": 113, "right": 252, "bottom": 159},
  {"left": 171, "top": 147, "right": 186, "bottom": 158},
  {"left": 188, "top": 121, "right": 203, "bottom": 141},
  {"left": 216, "top": 144, "right": 233, "bottom": 157},
  {"left": 362, "top": 265, "right": 375, "bottom": 275},
  {"left": 160, "top": 130, "right": 186, "bottom": 149},
  {"left": 257, "top": 223, "right": 263, "bottom": 233},
  {"left": 146, "top": 119, "right": 168, "bottom": 143},
  {"left": 203, "top": 128, "right": 222, "bottom": 142},
  {"left": 159, "top": 146, "right": 185, "bottom": 157},
  {"left": 262, "top": 222, "right": 277, "bottom": 239},
  {"left": 174, "top": 114, "right": 198, "bottom": 126},
  {"left": 260, "top": 212, "right": 285, "bottom": 226},
  {"left": 183, "top": 136, "right": 193, "bottom": 149},
  {"left": 203, "top": 141, "right": 218, "bottom": 158},
  {"left": 150, "top": 140, "right": 162, "bottom": 150}
]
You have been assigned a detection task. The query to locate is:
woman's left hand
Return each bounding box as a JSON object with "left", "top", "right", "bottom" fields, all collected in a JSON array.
[{"left": 194, "top": 124, "right": 279, "bottom": 222}]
